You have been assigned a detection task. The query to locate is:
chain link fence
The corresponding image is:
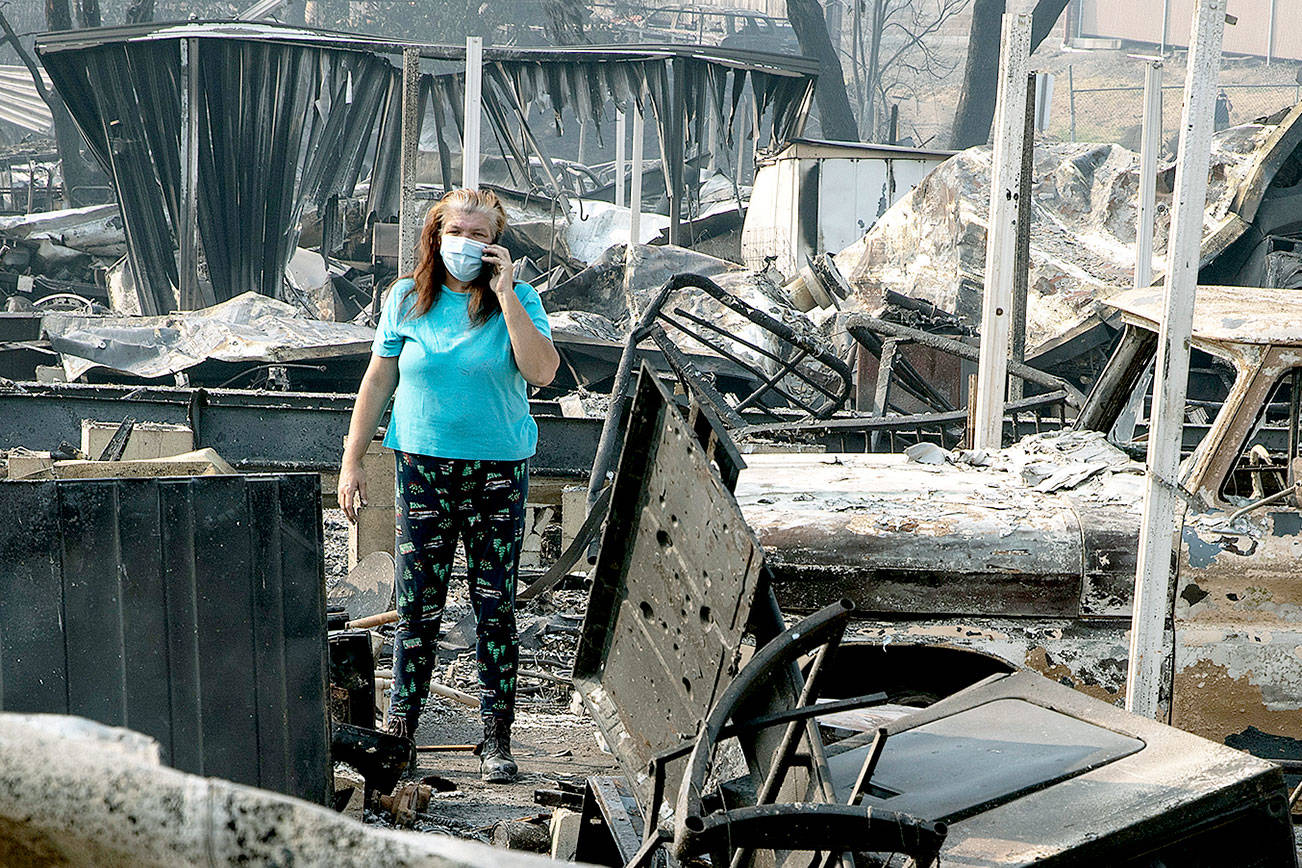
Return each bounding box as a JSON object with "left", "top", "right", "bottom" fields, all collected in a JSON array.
[{"left": 1051, "top": 62, "right": 1302, "bottom": 151}]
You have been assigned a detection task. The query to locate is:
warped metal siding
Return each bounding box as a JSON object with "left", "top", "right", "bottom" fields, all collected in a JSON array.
[
  {"left": 37, "top": 33, "right": 391, "bottom": 315},
  {"left": 0, "top": 474, "right": 330, "bottom": 804},
  {"left": 0, "top": 66, "right": 53, "bottom": 133}
]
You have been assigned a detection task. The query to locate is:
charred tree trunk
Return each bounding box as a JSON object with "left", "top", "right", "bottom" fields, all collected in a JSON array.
[
  {"left": 124, "top": 0, "right": 155, "bottom": 24},
  {"left": 43, "top": 0, "right": 96, "bottom": 205},
  {"left": 787, "top": 0, "right": 859, "bottom": 140},
  {"left": 949, "top": 0, "right": 1068, "bottom": 149},
  {"left": 76, "top": 0, "right": 101, "bottom": 28},
  {"left": 949, "top": 0, "right": 1005, "bottom": 149},
  {"left": 45, "top": 0, "right": 71, "bottom": 30}
]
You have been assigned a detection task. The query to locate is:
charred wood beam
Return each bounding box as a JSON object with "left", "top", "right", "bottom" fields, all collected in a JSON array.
[
  {"left": 1074, "top": 323, "right": 1159, "bottom": 435},
  {"left": 845, "top": 314, "right": 1086, "bottom": 407},
  {"left": 869, "top": 336, "right": 899, "bottom": 450}
]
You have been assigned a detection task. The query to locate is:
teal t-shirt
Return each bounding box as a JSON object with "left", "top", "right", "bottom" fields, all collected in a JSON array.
[{"left": 372, "top": 278, "right": 552, "bottom": 461}]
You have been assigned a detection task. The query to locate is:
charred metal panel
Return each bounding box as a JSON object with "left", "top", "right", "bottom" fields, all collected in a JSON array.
[
  {"left": 37, "top": 30, "right": 390, "bottom": 313},
  {"left": 0, "top": 474, "right": 330, "bottom": 804},
  {"left": 1071, "top": 499, "right": 1140, "bottom": 617},
  {"left": 574, "top": 367, "right": 765, "bottom": 807},
  {"left": 736, "top": 453, "right": 1084, "bottom": 616},
  {"left": 0, "top": 382, "right": 601, "bottom": 476},
  {"left": 1173, "top": 508, "right": 1302, "bottom": 758},
  {"left": 834, "top": 671, "right": 1297, "bottom": 866}
]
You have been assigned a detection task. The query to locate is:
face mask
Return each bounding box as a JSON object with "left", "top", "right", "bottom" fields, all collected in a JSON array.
[{"left": 440, "top": 234, "right": 485, "bottom": 282}]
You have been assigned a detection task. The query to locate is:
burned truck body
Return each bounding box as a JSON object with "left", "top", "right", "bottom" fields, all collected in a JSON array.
[
  {"left": 576, "top": 365, "right": 1297, "bottom": 868},
  {"left": 738, "top": 285, "right": 1302, "bottom": 764}
]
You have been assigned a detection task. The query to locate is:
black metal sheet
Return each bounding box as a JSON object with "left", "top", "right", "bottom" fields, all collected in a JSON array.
[
  {"left": 0, "top": 382, "right": 600, "bottom": 476},
  {"left": 829, "top": 698, "right": 1144, "bottom": 822},
  {"left": 0, "top": 474, "right": 330, "bottom": 804}
]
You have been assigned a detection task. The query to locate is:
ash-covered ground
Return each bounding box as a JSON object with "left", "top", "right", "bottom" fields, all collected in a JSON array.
[{"left": 323, "top": 508, "right": 617, "bottom": 842}]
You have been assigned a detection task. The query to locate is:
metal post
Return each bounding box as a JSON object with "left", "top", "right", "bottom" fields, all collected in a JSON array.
[
  {"left": 1266, "top": 0, "right": 1276, "bottom": 64},
  {"left": 398, "top": 46, "right": 421, "bottom": 277},
  {"left": 734, "top": 95, "right": 749, "bottom": 189},
  {"left": 1135, "top": 59, "right": 1163, "bottom": 290},
  {"left": 178, "top": 37, "right": 201, "bottom": 310},
  {"left": 462, "top": 36, "right": 483, "bottom": 190},
  {"left": 973, "top": 12, "right": 1032, "bottom": 451},
  {"left": 1160, "top": 0, "right": 1170, "bottom": 54},
  {"left": 629, "top": 90, "right": 645, "bottom": 246},
  {"left": 577, "top": 119, "right": 588, "bottom": 166},
  {"left": 1010, "top": 72, "right": 1036, "bottom": 403},
  {"left": 1035, "top": 71, "right": 1054, "bottom": 131},
  {"left": 667, "top": 57, "right": 686, "bottom": 246},
  {"left": 707, "top": 107, "right": 718, "bottom": 173},
  {"left": 1126, "top": 0, "right": 1226, "bottom": 721},
  {"left": 615, "top": 109, "right": 626, "bottom": 208},
  {"left": 1068, "top": 65, "right": 1076, "bottom": 142}
]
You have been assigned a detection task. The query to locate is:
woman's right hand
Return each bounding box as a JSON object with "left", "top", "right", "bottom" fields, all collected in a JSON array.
[{"left": 338, "top": 460, "right": 368, "bottom": 524}]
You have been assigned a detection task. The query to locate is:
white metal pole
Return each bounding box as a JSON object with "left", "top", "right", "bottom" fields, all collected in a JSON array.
[
  {"left": 972, "top": 12, "right": 1032, "bottom": 451},
  {"left": 629, "top": 92, "right": 645, "bottom": 247},
  {"left": 1160, "top": 0, "right": 1170, "bottom": 54},
  {"left": 1135, "top": 59, "right": 1162, "bottom": 290},
  {"left": 1126, "top": 0, "right": 1226, "bottom": 721},
  {"left": 1266, "top": 0, "right": 1276, "bottom": 64},
  {"left": 462, "top": 36, "right": 483, "bottom": 190},
  {"left": 398, "top": 46, "right": 421, "bottom": 277},
  {"left": 615, "top": 109, "right": 626, "bottom": 208}
]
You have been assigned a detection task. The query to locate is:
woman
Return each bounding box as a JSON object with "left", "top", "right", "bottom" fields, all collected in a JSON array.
[{"left": 337, "top": 188, "right": 559, "bottom": 783}]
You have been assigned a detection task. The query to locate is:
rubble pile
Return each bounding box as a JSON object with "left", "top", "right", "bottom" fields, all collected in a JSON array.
[
  {"left": 837, "top": 119, "right": 1282, "bottom": 348},
  {"left": 4, "top": 13, "right": 1302, "bottom": 863}
]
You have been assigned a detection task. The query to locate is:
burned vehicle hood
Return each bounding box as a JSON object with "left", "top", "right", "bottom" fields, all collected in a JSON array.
[{"left": 736, "top": 433, "right": 1145, "bottom": 617}]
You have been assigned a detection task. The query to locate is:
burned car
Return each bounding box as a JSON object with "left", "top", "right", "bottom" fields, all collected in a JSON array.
[{"left": 736, "top": 285, "right": 1302, "bottom": 766}]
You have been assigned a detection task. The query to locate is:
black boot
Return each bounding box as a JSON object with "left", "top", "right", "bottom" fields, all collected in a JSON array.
[{"left": 480, "top": 718, "right": 517, "bottom": 783}]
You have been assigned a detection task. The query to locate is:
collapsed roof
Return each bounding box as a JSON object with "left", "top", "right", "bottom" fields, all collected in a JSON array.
[
  {"left": 35, "top": 21, "right": 816, "bottom": 316},
  {"left": 837, "top": 102, "right": 1302, "bottom": 351}
]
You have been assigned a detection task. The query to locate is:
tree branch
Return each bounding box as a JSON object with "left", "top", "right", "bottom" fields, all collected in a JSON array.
[{"left": 0, "top": 6, "right": 56, "bottom": 111}]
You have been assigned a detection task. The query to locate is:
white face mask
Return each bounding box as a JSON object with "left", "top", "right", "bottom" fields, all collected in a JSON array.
[{"left": 440, "top": 234, "right": 486, "bottom": 281}]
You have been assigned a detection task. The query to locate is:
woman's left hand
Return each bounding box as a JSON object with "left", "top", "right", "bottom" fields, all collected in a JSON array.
[{"left": 482, "top": 244, "right": 515, "bottom": 298}]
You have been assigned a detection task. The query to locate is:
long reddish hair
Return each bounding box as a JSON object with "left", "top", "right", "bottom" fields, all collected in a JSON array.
[{"left": 402, "top": 188, "right": 509, "bottom": 325}]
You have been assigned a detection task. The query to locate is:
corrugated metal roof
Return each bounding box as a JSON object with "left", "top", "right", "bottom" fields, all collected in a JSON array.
[
  {"left": 0, "top": 473, "right": 331, "bottom": 804},
  {"left": 35, "top": 20, "right": 823, "bottom": 76},
  {"left": 0, "top": 65, "right": 52, "bottom": 133}
]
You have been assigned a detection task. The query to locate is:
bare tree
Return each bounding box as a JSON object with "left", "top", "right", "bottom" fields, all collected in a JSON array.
[
  {"left": 787, "top": 0, "right": 859, "bottom": 140},
  {"left": 850, "top": 0, "right": 966, "bottom": 142},
  {"left": 543, "top": 0, "right": 589, "bottom": 44},
  {"left": 949, "top": 0, "right": 1067, "bottom": 148}
]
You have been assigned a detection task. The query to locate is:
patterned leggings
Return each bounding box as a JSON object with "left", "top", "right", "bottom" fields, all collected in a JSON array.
[{"left": 389, "top": 451, "right": 527, "bottom": 728}]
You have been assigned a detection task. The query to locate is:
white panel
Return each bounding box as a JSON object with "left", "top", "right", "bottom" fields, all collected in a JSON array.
[{"left": 816, "top": 156, "right": 942, "bottom": 257}]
